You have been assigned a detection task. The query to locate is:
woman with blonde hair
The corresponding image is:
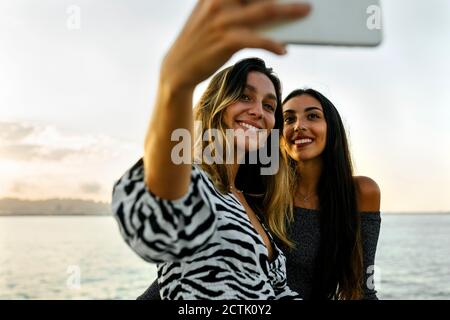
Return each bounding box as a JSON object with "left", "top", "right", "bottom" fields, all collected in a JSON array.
[{"left": 112, "top": 0, "right": 311, "bottom": 299}]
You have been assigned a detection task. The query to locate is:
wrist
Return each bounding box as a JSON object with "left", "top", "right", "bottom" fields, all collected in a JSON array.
[
  {"left": 159, "top": 73, "right": 195, "bottom": 100},
  {"left": 160, "top": 53, "right": 197, "bottom": 96}
]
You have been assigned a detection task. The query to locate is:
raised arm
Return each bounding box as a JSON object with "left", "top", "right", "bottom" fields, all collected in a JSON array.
[{"left": 144, "top": 0, "right": 311, "bottom": 200}]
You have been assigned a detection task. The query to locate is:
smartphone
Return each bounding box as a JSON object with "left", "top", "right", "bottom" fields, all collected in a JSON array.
[{"left": 259, "top": 0, "right": 383, "bottom": 47}]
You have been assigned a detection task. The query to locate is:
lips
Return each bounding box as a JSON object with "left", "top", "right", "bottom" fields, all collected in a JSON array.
[
  {"left": 236, "top": 121, "right": 263, "bottom": 132},
  {"left": 292, "top": 135, "right": 314, "bottom": 147}
]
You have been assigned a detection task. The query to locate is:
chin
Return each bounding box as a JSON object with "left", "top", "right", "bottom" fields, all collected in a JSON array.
[{"left": 299, "top": 153, "right": 321, "bottom": 162}]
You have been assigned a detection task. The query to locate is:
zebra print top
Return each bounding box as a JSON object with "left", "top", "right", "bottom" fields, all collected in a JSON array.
[{"left": 112, "top": 159, "right": 300, "bottom": 300}]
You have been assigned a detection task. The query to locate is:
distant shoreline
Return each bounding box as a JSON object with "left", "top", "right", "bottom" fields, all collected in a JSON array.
[
  {"left": 0, "top": 213, "right": 111, "bottom": 217},
  {"left": 1, "top": 198, "right": 449, "bottom": 217},
  {"left": 0, "top": 198, "right": 111, "bottom": 216},
  {"left": 383, "top": 212, "right": 450, "bottom": 216}
]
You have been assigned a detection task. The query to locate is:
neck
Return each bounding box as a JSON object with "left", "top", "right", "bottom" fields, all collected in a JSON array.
[
  {"left": 228, "top": 162, "right": 240, "bottom": 190},
  {"left": 228, "top": 147, "right": 246, "bottom": 190},
  {"left": 295, "top": 158, "right": 322, "bottom": 195}
]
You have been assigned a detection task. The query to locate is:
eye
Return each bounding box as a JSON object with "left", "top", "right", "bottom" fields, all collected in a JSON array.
[
  {"left": 264, "top": 104, "right": 275, "bottom": 112},
  {"left": 283, "top": 116, "right": 295, "bottom": 123},
  {"left": 240, "top": 94, "right": 251, "bottom": 102},
  {"left": 307, "top": 113, "right": 321, "bottom": 120}
]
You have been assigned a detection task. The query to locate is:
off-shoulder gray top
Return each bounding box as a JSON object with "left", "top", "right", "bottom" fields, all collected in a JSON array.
[{"left": 281, "top": 207, "right": 381, "bottom": 300}]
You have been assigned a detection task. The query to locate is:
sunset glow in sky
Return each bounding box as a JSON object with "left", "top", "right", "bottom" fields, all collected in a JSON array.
[{"left": 1, "top": 0, "right": 450, "bottom": 212}]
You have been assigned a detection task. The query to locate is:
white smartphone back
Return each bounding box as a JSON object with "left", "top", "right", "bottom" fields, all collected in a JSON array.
[{"left": 259, "top": 0, "right": 383, "bottom": 47}]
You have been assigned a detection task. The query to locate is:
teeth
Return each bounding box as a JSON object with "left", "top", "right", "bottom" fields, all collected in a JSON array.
[
  {"left": 294, "top": 138, "right": 313, "bottom": 145},
  {"left": 239, "top": 122, "right": 260, "bottom": 131}
]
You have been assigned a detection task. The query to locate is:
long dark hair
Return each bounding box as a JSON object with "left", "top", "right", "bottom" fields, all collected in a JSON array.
[{"left": 283, "top": 89, "right": 363, "bottom": 299}]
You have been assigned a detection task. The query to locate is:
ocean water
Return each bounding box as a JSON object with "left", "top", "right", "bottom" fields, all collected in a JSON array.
[{"left": 0, "top": 215, "right": 449, "bottom": 300}]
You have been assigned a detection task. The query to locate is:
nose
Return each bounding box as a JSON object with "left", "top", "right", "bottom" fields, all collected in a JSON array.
[
  {"left": 294, "top": 119, "right": 307, "bottom": 132},
  {"left": 247, "top": 101, "right": 263, "bottom": 119}
]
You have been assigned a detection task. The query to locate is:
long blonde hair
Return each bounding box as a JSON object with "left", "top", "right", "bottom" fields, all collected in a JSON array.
[{"left": 193, "top": 58, "right": 295, "bottom": 248}]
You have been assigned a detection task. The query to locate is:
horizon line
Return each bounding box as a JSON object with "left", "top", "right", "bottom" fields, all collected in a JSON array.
[{"left": 0, "top": 197, "right": 449, "bottom": 215}]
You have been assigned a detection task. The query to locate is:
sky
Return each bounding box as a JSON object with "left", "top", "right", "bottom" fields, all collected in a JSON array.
[{"left": 0, "top": 0, "right": 449, "bottom": 212}]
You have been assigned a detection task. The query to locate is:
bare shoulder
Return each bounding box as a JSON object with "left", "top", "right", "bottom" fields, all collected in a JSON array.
[{"left": 354, "top": 176, "right": 381, "bottom": 212}]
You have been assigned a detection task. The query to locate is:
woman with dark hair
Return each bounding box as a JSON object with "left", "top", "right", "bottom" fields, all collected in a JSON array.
[
  {"left": 281, "top": 88, "right": 381, "bottom": 300},
  {"left": 111, "top": 0, "right": 311, "bottom": 299}
]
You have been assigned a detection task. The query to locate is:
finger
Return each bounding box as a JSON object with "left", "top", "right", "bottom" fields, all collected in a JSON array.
[
  {"left": 205, "top": 0, "right": 261, "bottom": 11},
  {"left": 220, "top": 1, "right": 311, "bottom": 28},
  {"left": 221, "top": 0, "right": 267, "bottom": 6},
  {"left": 225, "top": 29, "right": 288, "bottom": 55}
]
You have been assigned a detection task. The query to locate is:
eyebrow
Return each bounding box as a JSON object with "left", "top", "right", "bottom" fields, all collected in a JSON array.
[
  {"left": 245, "top": 84, "right": 277, "bottom": 101},
  {"left": 305, "top": 106, "right": 323, "bottom": 113},
  {"left": 283, "top": 106, "right": 323, "bottom": 114}
]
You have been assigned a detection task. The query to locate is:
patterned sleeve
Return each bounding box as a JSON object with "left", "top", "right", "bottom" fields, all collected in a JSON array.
[{"left": 111, "top": 159, "right": 217, "bottom": 263}]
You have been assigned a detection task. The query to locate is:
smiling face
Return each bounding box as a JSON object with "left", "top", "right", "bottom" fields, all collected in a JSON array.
[
  {"left": 222, "top": 71, "right": 277, "bottom": 152},
  {"left": 282, "top": 94, "right": 327, "bottom": 162}
]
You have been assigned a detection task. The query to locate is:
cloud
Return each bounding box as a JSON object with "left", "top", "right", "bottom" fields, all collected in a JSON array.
[
  {"left": 0, "top": 122, "right": 35, "bottom": 143},
  {"left": 0, "top": 144, "right": 76, "bottom": 161},
  {"left": 0, "top": 120, "right": 141, "bottom": 202},
  {"left": 0, "top": 121, "right": 128, "bottom": 162},
  {"left": 80, "top": 183, "right": 102, "bottom": 195}
]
